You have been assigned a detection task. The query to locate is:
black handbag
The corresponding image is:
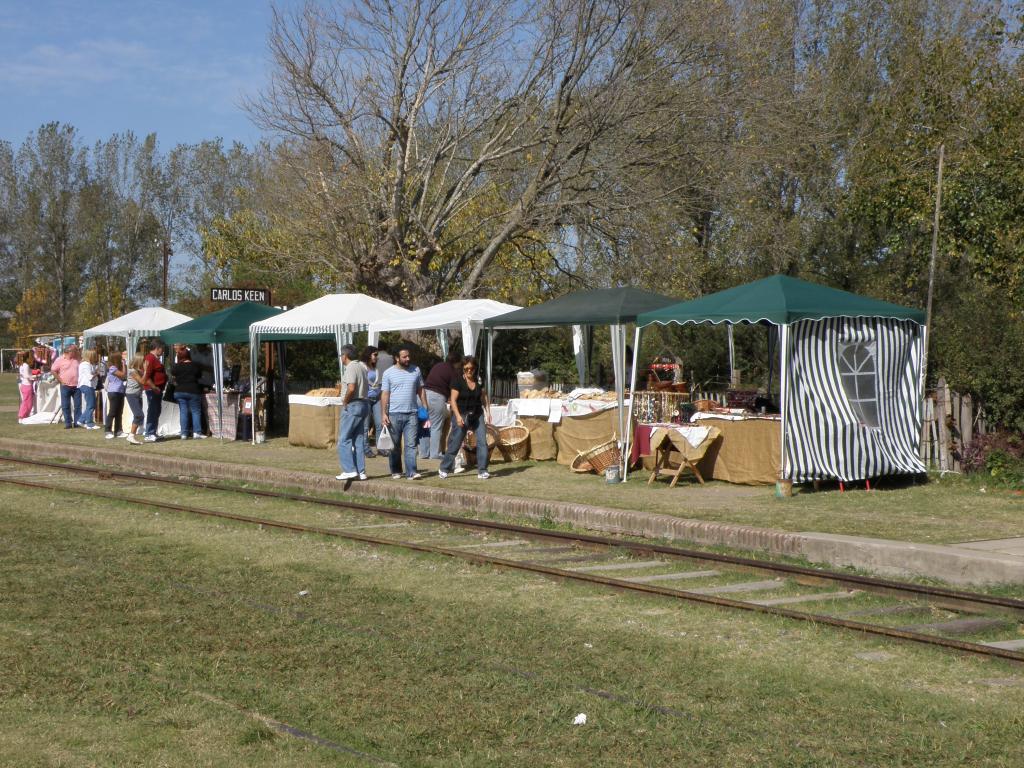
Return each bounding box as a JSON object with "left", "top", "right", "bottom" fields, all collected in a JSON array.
[{"left": 162, "top": 379, "right": 176, "bottom": 403}]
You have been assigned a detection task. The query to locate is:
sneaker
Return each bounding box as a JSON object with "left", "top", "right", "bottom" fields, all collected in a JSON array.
[
  {"left": 357, "top": 472, "right": 368, "bottom": 481},
  {"left": 477, "top": 472, "right": 490, "bottom": 480},
  {"left": 87, "top": 424, "right": 101, "bottom": 430},
  {"left": 116, "top": 432, "right": 128, "bottom": 438},
  {"left": 364, "top": 449, "right": 377, "bottom": 458},
  {"left": 335, "top": 471, "right": 357, "bottom": 480},
  {"left": 144, "top": 435, "right": 158, "bottom": 443},
  {"left": 180, "top": 435, "right": 189, "bottom": 440},
  {"left": 407, "top": 472, "right": 423, "bottom": 480},
  {"left": 193, "top": 433, "right": 208, "bottom": 440},
  {"left": 438, "top": 470, "right": 449, "bottom": 479},
  {"left": 453, "top": 466, "right": 466, "bottom": 475},
  {"left": 127, "top": 434, "right": 141, "bottom": 445},
  {"left": 104, "top": 432, "right": 115, "bottom": 440},
  {"left": 391, "top": 473, "right": 403, "bottom": 480}
]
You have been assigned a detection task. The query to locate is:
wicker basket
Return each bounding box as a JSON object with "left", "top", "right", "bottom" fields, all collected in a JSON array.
[
  {"left": 464, "top": 423, "right": 499, "bottom": 452},
  {"left": 577, "top": 438, "right": 621, "bottom": 474},
  {"left": 692, "top": 398, "right": 717, "bottom": 413},
  {"left": 570, "top": 453, "right": 594, "bottom": 473},
  {"left": 497, "top": 419, "right": 530, "bottom": 461}
]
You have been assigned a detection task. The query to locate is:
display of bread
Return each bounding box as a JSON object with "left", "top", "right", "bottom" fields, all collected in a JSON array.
[
  {"left": 306, "top": 387, "right": 341, "bottom": 397},
  {"left": 519, "top": 388, "right": 566, "bottom": 399}
]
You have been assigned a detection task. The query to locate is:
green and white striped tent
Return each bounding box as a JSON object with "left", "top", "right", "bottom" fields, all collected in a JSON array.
[{"left": 634, "top": 275, "right": 927, "bottom": 484}]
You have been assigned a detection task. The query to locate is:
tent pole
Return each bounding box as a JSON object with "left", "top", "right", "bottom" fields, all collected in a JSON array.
[
  {"left": 727, "top": 325, "right": 736, "bottom": 387},
  {"left": 249, "top": 331, "right": 258, "bottom": 445},
  {"left": 778, "top": 324, "right": 789, "bottom": 482},
  {"left": 213, "top": 344, "right": 224, "bottom": 442},
  {"left": 623, "top": 325, "right": 643, "bottom": 480},
  {"left": 611, "top": 325, "right": 625, "bottom": 459},
  {"left": 486, "top": 329, "right": 494, "bottom": 401}
]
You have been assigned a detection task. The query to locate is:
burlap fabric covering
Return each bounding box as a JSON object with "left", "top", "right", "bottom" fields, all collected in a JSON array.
[{"left": 288, "top": 403, "right": 342, "bottom": 449}]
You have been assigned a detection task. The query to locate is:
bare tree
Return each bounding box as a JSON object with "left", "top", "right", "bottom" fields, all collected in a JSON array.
[{"left": 250, "top": 0, "right": 703, "bottom": 305}]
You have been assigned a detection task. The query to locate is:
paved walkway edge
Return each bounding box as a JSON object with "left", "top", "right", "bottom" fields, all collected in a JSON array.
[{"left": 2, "top": 438, "right": 1021, "bottom": 586}]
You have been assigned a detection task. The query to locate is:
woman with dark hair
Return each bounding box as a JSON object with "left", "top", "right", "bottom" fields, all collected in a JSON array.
[
  {"left": 16, "top": 350, "right": 37, "bottom": 422},
  {"left": 171, "top": 348, "right": 206, "bottom": 439},
  {"left": 361, "top": 345, "right": 383, "bottom": 457},
  {"left": 438, "top": 355, "right": 492, "bottom": 480}
]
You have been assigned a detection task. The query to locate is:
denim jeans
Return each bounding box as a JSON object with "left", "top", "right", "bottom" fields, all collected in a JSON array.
[
  {"left": 77, "top": 385, "right": 96, "bottom": 426},
  {"left": 59, "top": 384, "right": 81, "bottom": 428},
  {"left": 387, "top": 411, "right": 419, "bottom": 477},
  {"left": 144, "top": 389, "right": 162, "bottom": 436},
  {"left": 175, "top": 391, "right": 203, "bottom": 437},
  {"left": 422, "top": 389, "right": 449, "bottom": 459},
  {"left": 338, "top": 400, "right": 369, "bottom": 474},
  {"left": 440, "top": 412, "right": 488, "bottom": 473}
]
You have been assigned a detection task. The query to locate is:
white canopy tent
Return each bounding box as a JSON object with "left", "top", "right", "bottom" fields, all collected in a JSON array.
[
  {"left": 82, "top": 307, "right": 193, "bottom": 354},
  {"left": 247, "top": 293, "right": 412, "bottom": 443},
  {"left": 367, "top": 299, "right": 522, "bottom": 357}
]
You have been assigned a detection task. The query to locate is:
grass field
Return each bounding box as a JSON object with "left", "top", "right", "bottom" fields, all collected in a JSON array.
[
  {"left": 2, "top": 372, "right": 1021, "bottom": 545},
  {"left": 2, "top": 482, "right": 1024, "bottom": 766}
]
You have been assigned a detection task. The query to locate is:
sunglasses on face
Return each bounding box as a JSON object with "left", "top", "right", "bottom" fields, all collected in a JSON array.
[{"left": 464, "top": 366, "right": 476, "bottom": 372}]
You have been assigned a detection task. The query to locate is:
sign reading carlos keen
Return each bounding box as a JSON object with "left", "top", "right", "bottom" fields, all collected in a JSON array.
[{"left": 210, "top": 287, "right": 272, "bottom": 304}]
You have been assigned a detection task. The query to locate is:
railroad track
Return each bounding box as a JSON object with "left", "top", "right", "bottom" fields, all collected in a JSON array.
[{"left": 2, "top": 455, "right": 1023, "bottom": 665}]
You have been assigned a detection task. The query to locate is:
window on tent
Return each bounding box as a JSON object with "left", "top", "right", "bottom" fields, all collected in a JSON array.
[{"left": 838, "top": 340, "right": 879, "bottom": 428}]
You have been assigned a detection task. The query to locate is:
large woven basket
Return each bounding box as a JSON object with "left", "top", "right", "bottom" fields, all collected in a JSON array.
[
  {"left": 570, "top": 453, "right": 594, "bottom": 473},
  {"left": 692, "top": 398, "right": 717, "bottom": 413},
  {"left": 497, "top": 419, "right": 530, "bottom": 461},
  {"left": 577, "top": 438, "right": 621, "bottom": 474}
]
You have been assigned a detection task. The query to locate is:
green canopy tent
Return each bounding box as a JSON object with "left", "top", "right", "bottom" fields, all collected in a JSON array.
[
  {"left": 631, "top": 275, "right": 927, "bottom": 483},
  {"left": 483, "top": 287, "right": 679, "bottom": 459},
  {"left": 161, "top": 301, "right": 284, "bottom": 439}
]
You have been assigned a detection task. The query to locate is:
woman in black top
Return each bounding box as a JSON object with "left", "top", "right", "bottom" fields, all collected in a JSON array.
[
  {"left": 438, "top": 355, "right": 491, "bottom": 479},
  {"left": 171, "top": 349, "right": 207, "bottom": 439}
]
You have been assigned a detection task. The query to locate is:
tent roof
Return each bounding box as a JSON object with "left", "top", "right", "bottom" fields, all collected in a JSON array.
[
  {"left": 368, "top": 299, "right": 521, "bottom": 334},
  {"left": 636, "top": 275, "right": 926, "bottom": 327},
  {"left": 83, "top": 307, "right": 193, "bottom": 337},
  {"left": 161, "top": 301, "right": 284, "bottom": 344},
  {"left": 483, "top": 287, "right": 678, "bottom": 328},
  {"left": 249, "top": 293, "right": 411, "bottom": 341}
]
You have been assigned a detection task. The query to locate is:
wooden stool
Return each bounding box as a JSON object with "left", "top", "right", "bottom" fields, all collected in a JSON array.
[{"left": 647, "top": 434, "right": 705, "bottom": 487}]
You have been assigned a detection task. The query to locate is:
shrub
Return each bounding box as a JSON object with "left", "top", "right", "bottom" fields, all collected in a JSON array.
[{"left": 961, "top": 431, "right": 1024, "bottom": 486}]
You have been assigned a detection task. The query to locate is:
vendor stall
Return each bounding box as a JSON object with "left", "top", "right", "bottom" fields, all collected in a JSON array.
[
  {"left": 632, "top": 275, "right": 927, "bottom": 485},
  {"left": 247, "top": 293, "right": 411, "bottom": 444},
  {"left": 162, "top": 301, "right": 284, "bottom": 441},
  {"left": 483, "top": 287, "right": 678, "bottom": 468}
]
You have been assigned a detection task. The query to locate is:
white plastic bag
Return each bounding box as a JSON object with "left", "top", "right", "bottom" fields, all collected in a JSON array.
[{"left": 376, "top": 427, "right": 394, "bottom": 452}]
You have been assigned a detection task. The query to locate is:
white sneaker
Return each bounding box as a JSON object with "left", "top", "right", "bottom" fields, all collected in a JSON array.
[
  {"left": 104, "top": 432, "right": 115, "bottom": 439},
  {"left": 357, "top": 472, "right": 368, "bottom": 481},
  {"left": 116, "top": 432, "right": 129, "bottom": 438},
  {"left": 391, "top": 473, "right": 403, "bottom": 480},
  {"left": 438, "top": 470, "right": 449, "bottom": 479},
  {"left": 127, "top": 434, "right": 141, "bottom": 445},
  {"left": 193, "top": 433, "right": 208, "bottom": 440},
  {"left": 86, "top": 424, "right": 101, "bottom": 430},
  {"left": 336, "top": 471, "right": 357, "bottom": 480},
  {"left": 453, "top": 466, "right": 466, "bottom": 475},
  {"left": 408, "top": 473, "right": 422, "bottom": 480},
  {"left": 477, "top": 472, "right": 490, "bottom": 480},
  {"left": 144, "top": 435, "right": 158, "bottom": 442}
]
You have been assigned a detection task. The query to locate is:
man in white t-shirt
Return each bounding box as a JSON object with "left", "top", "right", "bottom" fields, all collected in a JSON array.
[{"left": 336, "top": 344, "right": 370, "bottom": 481}]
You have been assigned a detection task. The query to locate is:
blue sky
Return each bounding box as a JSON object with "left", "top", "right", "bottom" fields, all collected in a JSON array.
[{"left": 0, "top": 0, "right": 298, "bottom": 149}]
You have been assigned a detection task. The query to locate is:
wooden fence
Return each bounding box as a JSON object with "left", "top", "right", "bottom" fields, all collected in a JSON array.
[{"left": 921, "top": 378, "right": 987, "bottom": 472}]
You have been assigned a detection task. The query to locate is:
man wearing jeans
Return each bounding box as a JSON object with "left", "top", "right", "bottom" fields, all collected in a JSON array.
[
  {"left": 336, "top": 345, "right": 370, "bottom": 481},
  {"left": 380, "top": 346, "right": 428, "bottom": 480},
  {"left": 141, "top": 339, "right": 168, "bottom": 441}
]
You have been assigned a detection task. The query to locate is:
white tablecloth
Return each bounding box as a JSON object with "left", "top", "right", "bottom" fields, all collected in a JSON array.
[{"left": 103, "top": 391, "right": 183, "bottom": 437}]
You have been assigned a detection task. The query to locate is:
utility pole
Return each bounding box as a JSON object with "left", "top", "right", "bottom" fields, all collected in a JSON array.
[
  {"left": 161, "top": 240, "right": 171, "bottom": 306},
  {"left": 923, "top": 143, "right": 945, "bottom": 388}
]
